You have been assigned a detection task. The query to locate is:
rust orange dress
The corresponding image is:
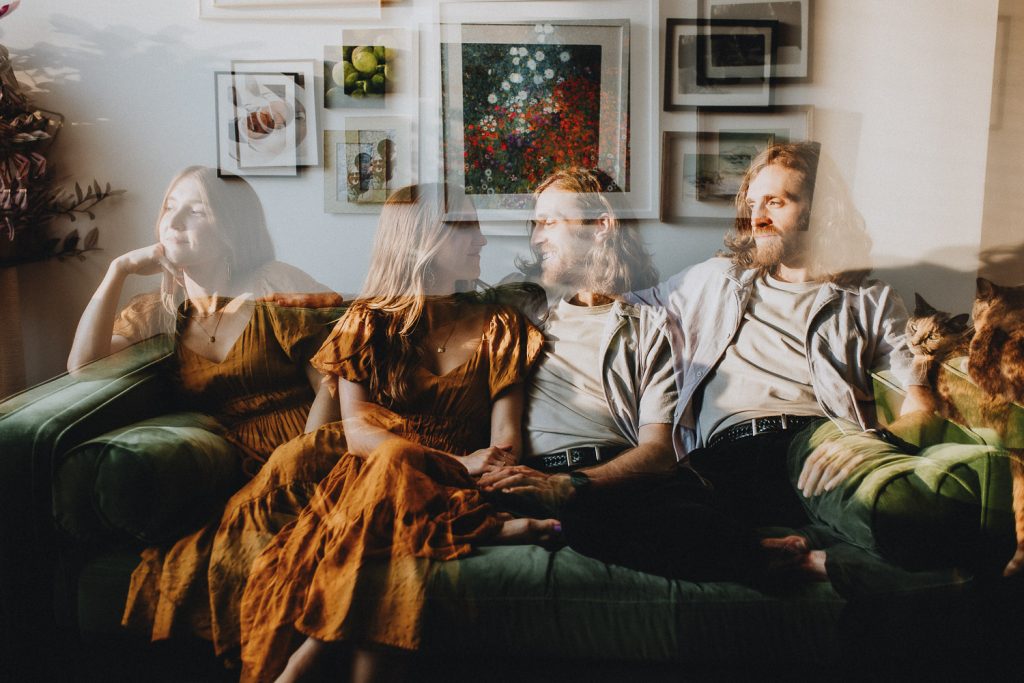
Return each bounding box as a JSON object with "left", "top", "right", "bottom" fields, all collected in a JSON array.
[
  {"left": 238, "top": 302, "right": 543, "bottom": 682},
  {"left": 119, "top": 296, "right": 340, "bottom": 653}
]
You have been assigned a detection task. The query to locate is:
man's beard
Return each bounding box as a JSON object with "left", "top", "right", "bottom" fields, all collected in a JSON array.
[{"left": 753, "top": 234, "right": 787, "bottom": 268}]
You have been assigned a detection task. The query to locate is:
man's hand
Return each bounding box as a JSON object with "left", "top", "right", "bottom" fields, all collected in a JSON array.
[
  {"left": 1004, "top": 543, "right": 1024, "bottom": 578},
  {"left": 479, "top": 465, "right": 575, "bottom": 510},
  {"left": 798, "top": 439, "right": 874, "bottom": 497}
]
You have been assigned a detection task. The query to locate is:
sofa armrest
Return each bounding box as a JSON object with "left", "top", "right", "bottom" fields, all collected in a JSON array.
[{"left": 54, "top": 411, "right": 241, "bottom": 546}]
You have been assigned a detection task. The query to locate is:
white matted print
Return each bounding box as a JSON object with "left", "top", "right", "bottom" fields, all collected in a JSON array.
[
  {"left": 324, "top": 117, "right": 415, "bottom": 214},
  {"left": 214, "top": 71, "right": 298, "bottom": 177},
  {"left": 232, "top": 59, "right": 319, "bottom": 166}
]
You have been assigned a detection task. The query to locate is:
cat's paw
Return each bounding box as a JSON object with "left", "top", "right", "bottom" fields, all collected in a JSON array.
[{"left": 1003, "top": 544, "right": 1024, "bottom": 578}]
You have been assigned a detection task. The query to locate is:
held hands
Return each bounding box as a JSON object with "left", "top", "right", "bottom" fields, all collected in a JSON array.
[
  {"left": 458, "top": 445, "right": 516, "bottom": 477},
  {"left": 478, "top": 465, "right": 575, "bottom": 510},
  {"left": 112, "top": 243, "right": 177, "bottom": 278}
]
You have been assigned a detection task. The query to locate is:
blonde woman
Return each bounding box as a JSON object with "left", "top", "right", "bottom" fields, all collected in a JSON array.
[
  {"left": 238, "top": 184, "right": 558, "bottom": 682},
  {"left": 68, "top": 166, "right": 341, "bottom": 656}
]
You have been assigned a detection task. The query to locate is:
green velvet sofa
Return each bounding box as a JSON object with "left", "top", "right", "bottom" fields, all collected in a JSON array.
[{"left": 2, "top": 338, "right": 1022, "bottom": 682}]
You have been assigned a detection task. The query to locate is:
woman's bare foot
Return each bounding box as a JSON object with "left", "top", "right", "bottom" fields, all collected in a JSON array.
[{"left": 494, "top": 517, "right": 561, "bottom": 545}]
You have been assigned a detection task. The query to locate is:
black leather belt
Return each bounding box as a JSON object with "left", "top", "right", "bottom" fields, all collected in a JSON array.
[
  {"left": 523, "top": 444, "right": 627, "bottom": 473},
  {"left": 707, "top": 415, "right": 820, "bottom": 449}
]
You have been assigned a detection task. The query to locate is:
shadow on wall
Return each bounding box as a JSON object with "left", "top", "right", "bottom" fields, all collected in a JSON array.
[
  {"left": 5, "top": 14, "right": 288, "bottom": 387},
  {"left": 876, "top": 239, "right": 1024, "bottom": 317}
]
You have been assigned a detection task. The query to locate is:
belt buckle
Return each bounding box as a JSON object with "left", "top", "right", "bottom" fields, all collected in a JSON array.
[
  {"left": 567, "top": 448, "right": 582, "bottom": 468},
  {"left": 781, "top": 414, "right": 789, "bottom": 430},
  {"left": 750, "top": 418, "right": 759, "bottom": 436}
]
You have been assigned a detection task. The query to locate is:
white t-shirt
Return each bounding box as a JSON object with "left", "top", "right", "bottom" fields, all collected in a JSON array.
[
  {"left": 524, "top": 299, "right": 630, "bottom": 455},
  {"left": 698, "top": 274, "right": 826, "bottom": 440}
]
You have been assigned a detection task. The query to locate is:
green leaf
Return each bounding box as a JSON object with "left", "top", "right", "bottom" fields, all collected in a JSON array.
[
  {"left": 92, "top": 179, "right": 102, "bottom": 196},
  {"left": 74, "top": 182, "right": 83, "bottom": 203},
  {"left": 83, "top": 227, "right": 99, "bottom": 250},
  {"left": 105, "top": 181, "right": 111, "bottom": 194}
]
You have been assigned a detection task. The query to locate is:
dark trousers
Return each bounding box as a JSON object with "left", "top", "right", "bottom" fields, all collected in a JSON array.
[
  {"left": 688, "top": 429, "right": 815, "bottom": 531},
  {"left": 559, "top": 467, "right": 767, "bottom": 583}
]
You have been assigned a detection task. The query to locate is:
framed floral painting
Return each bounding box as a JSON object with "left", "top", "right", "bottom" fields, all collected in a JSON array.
[{"left": 440, "top": 19, "right": 630, "bottom": 219}]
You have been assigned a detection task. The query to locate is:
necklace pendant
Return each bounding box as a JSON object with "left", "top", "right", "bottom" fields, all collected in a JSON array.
[
  {"left": 210, "top": 336, "right": 216, "bottom": 343},
  {"left": 436, "top": 346, "right": 445, "bottom": 353}
]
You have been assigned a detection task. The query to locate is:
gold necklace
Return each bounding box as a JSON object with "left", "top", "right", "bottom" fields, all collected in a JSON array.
[
  {"left": 435, "top": 320, "right": 457, "bottom": 353},
  {"left": 184, "top": 283, "right": 225, "bottom": 343}
]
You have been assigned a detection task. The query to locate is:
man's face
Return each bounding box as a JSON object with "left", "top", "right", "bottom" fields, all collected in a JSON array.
[
  {"left": 744, "top": 164, "right": 809, "bottom": 268},
  {"left": 531, "top": 187, "right": 597, "bottom": 289}
]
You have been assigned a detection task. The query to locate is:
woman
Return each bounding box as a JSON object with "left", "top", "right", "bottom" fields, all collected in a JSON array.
[
  {"left": 68, "top": 166, "right": 341, "bottom": 655},
  {"left": 238, "top": 184, "right": 558, "bottom": 682}
]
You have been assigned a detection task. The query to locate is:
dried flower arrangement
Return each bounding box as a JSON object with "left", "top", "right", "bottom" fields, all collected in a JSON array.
[{"left": 1, "top": 41, "right": 122, "bottom": 266}]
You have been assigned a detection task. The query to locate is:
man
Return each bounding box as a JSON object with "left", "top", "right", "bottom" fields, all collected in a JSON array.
[
  {"left": 629, "top": 142, "right": 941, "bottom": 567},
  {"left": 482, "top": 168, "right": 807, "bottom": 581}
]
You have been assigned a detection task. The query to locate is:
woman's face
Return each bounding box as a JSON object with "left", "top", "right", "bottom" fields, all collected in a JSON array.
[
  {"left": 158, "top": 176, "right": 228, "bottom": 268},
  {"left": 430, "top": 204, "right": 487, "bottom": 287}
]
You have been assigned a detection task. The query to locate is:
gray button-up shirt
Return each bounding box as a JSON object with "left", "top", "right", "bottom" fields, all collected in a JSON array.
[{"left": 628, "top": 257, "right": 926, "bottom": 458}]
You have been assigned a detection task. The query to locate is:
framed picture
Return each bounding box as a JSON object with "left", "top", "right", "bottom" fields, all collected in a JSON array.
[
  {"left": 199, "top": 0, "right": 381, "bottom": 21},
  {"left": 440, "top": 19, "right": 628, "bottom": 218},
  {"left": 435, "top": 0, "right": 657, "bottom": 221},
  {"left": 324, "top": 117, "right": 415, "bottom": 214},
  {"left": 696, "top": 105, "right": 812, "bottom": 200},
  {"left": 700, "top": 0, "right": 810, "bottom": 79},
  {"left": 662, "top": 105, "right": 812, "bottom": 223},
  {"left": 324, "top": 27, "right": 417, "bottom": 110},
  {"left": 231, "top": 59, "right": 318, "bottom": 166},
  {"left": 664, "top": 18, "right": 773, "bottom": 110},
  {"left": 214, "top": 71, "right": 298, "bottom": 177}
]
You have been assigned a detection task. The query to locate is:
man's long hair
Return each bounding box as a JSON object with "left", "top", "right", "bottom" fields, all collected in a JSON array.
[
  {"left": 721, "top": 141, "right": 872, "bottom": 287},
  {"left": 518, "top": 167, "right": 658, "bottom": 295}
]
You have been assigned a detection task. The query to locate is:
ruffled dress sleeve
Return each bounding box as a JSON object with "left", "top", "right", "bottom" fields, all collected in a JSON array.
[
  {"left": 111, "top": 292, "right": 174, "bottom": 342},
  {"left": 310, "top": 304, "right": 378, "bottom": 383},
  {"left": 264, "top": 303, "right": 344, "bottom": 365},
  {"left": 486, "top": 305, "right": 545, "bottom": 400}
]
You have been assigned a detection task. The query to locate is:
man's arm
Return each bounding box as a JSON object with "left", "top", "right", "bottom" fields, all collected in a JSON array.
[{"left": 478, "top": 423, "right": 676, "bottom": 508}]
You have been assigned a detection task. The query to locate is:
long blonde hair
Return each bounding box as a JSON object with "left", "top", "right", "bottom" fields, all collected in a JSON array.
[
  {"left": 349, "top": 183, "right": 477, "bottom": 406},
  {"left": 157, "top": 166, "right": 275, "bottom": 312},
  {"left": 518, "top": 167, "right": 658, "bottom": 294}
]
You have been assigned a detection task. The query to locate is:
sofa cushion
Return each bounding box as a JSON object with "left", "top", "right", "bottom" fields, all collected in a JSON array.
[
  {"left": 789, "top": 420, "right": 1015, "bottom": 570},
  {"left": 54, "top": 412, "right": 241, "bottom": 546}
]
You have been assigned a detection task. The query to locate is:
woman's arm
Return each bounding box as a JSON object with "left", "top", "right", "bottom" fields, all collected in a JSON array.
[
  {"left": 302, "top": 364, "right": 340, "bottom": 433},
  {"left": 67, "top": 244, "right": 174, "bottom": 372}
]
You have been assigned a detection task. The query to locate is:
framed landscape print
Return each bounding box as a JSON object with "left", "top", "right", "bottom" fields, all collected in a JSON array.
[
  {"left": 664, "top": 18, "right": 773, "bottom": 110},
  {"left": 214, "top": 71, "right": 298, "bottom": 177},
  {"left": 700, "top": 0, "right": 810, "bottom": 79},
  {"left": 231, "top": 59, "right": 319, "bottom": 166},
  {"left": 323, "top": 117, "right": 414, "bottom": 213},
  {"left": 440, "top": 19, "right": 628, "bottom": 218}
]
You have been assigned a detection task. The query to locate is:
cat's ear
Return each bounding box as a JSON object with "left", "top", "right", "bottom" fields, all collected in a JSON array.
[
  {"left": 914, "top": 292, "right": 936, "bottom": 315},
  {"left": 976, "top": 277, "right": 997, "bottom": 301},
  {"left": 949, "top": 313, "right": 970, "bottom": 330}
]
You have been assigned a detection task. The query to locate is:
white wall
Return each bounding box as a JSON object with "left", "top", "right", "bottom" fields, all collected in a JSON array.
[{"left": 2, "top": 0, "right": 1000, "bottom": 387}]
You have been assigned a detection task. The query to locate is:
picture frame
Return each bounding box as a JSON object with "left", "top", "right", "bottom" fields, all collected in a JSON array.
[
  {"left": 231, "top": 59, "right": 319, "bottom": 166},
  {"left": 699, "top": 0, "right": 810, "bottom": 80},
  {"left": 324, "top": 27, "right": 418, "bottom": 110},
  {"left": 696, "top": 105, "right": 813, "bottom": 200},
  {"left": 214, "top": 71, "right": 299, "bottom": 177},
  {"left": 436, "top": 0, "right": 658, "bottom": 222},
  {"left": 664, "top": 18, "right": 773, "bottom": 111},
  {"left": 661, "top": 105, "right": 812, "bottom": 224},
  {"left": 695, "top": 19, "right": 777, "bottom": 84},
  {"left": 199, "top": 0, "right": 381, "bottom": 21},
  {"left": 323, "top": 117, "right": 415, "bottom": 214}
]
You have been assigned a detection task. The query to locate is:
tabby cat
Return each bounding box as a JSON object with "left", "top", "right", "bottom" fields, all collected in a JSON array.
[
  {"left": 906, "top": 293, "right": 972, "bottom": 421},
  {"left": 967, "top": 277, "right": 1024, "bottom": 576}
]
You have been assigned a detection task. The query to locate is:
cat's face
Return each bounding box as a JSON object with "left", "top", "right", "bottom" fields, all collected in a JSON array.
[{"left": 907, "top": 293, "right": 969, "bottom": 358}]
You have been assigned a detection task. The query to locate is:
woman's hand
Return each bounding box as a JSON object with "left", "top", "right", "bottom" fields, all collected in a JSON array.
[
  {"left": 112, "top": 243, "right": 176, "bottom": 278},
  {"left": 458, "top": 446, "right": 515, "bottom": 477}
]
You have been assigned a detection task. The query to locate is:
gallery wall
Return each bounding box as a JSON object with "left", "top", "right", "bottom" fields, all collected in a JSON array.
[{"left": 1, "top": 0, "right": 1001, "bottom": 386}]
